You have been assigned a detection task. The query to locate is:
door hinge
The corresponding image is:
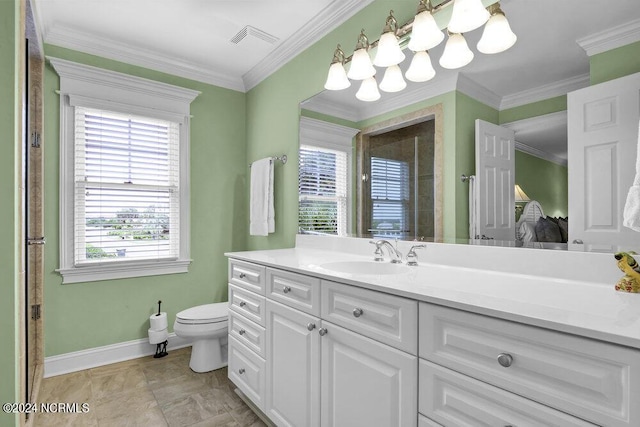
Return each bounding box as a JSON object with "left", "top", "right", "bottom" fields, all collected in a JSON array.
[
  {"left": 31, "top": 132, "right": 41, "bottom": 148},
  {"left": 31, "top": 304, "right": 41, "bottom": 320}
]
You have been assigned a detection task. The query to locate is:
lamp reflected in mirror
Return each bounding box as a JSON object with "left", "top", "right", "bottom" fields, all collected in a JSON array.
[{"left": 515, "top": 184, "right": 531, "bottom": 219}]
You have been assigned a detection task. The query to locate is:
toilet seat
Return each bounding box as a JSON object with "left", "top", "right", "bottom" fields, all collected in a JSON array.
[{"left": 176, "top": 302, "right": 228, "bottom": 325}]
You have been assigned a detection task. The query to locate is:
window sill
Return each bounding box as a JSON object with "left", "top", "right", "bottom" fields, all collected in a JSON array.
[{"left": 57, "top": 259, "right": 192, "bottom": 284}]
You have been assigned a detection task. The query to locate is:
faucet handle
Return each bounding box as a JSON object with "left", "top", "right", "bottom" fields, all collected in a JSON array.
[
  {"left": 369, "top": 240, "right": 385, "bottom": 262},
  {"left": 406, "top": 244, "right": 426, "bottom": 266}
]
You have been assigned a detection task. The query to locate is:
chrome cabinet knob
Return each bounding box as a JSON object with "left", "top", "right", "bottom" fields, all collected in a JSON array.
[
  {"left": 307, "top": 323, "right": 316, "bottom": 331},
  {"left": 352, "top": 308, "right": 364, "bottom": 318},
  {"left": 238, "top": 329, "right": 246, "bottom": 335},
  {"left": 283, "top": 286, "right": 292, "bottom": 294},
  {"left": 239, "top": 301, "right": 246, "bottom": 307},
  {"left": 238, "top": 368, "right": 245, "bottom": 374},
  {"left": 239, "top": 273, "right": 246, "bottom": 279},
  {"left": 318, "top": 328, "right": 328, "bottom": 336},
  {"left": 497, "top": 353, "right": 513, "bottom": 368}
]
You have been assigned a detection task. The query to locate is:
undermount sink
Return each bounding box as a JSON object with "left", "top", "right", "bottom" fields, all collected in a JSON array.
[{"left": 320, "top": 261, "right": 411, "bottom": 275}]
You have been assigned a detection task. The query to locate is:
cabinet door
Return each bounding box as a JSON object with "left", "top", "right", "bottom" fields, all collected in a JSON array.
[
  {"left": 321, "top": 321, "right": 417, "bottom": 427},
  {"left": 266, "top": 300, "right": 321, "bottom": 427}
]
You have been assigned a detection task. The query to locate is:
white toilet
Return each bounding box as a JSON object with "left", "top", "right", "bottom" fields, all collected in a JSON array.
[{"left": 173, "top": 302, "right": 229, "bottom": 373}]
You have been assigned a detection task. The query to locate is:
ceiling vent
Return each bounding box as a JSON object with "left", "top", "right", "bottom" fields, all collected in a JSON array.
[{"left": 230, "top": 25, "right": 279, "bottom": 45}]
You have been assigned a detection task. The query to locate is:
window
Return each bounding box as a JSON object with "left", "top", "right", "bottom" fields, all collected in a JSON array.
[
  {"left": 370, "top": 157, "right": 410, "bottom": 238},
  {"left": 298, "top": 117, "right": 359, "bottom": 236},
  {"left": 51, "top": 58, "right": 200, "bottom": 283},
  {"left": 298, "top": 146, "right": 348, "bottom": 235}
]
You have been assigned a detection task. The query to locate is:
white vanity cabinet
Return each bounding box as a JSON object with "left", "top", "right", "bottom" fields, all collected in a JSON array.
[
  {"left": 229, "top": 259, "right": 418, "bottom": 427},
  {"left": 227, "top": 260, "right": 267, "bottom": 411}
]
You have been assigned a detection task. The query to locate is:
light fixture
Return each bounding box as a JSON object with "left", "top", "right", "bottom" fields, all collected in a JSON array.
[
  {"left": 439, "top": 32, "right": 474, "bottom": 69},
  {"left": 447, "top": 0, "right": 490, "bottom": 33},
  {"left": 325, "top": 0, "right": 517, "bottom": 102},
  {"left": 514, "top": 184, "right": 530, "bottom": 202},
  {"left": 477, "top": 3, "right": 517, "bottom": 54},
  {"left": 379, "top": 65, "right": 407, "bottom": 92},
  {"left": 408, "top": 0, "right": 444, "bottom": 52},
  {"left": 356, "top": 76, "right": 381, "bottom": 102},
  {"left": 347, "top": 30, "right": 376, "bottom": 80},
  {"left": 373, "top": 10, "right": 406, "bottom": 67},
  {"left": 324, "top": 45, "right": 351, "bottom": 90},
  {"left": 405, "top": 51, "right": 436, "bottom": 82}
]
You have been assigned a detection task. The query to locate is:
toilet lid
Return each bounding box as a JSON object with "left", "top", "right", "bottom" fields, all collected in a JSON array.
[{"left": 176, "top": 302, "right": 228, "bottom": 322}]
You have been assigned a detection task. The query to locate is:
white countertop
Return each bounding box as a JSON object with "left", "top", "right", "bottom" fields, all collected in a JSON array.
[{"left": 226, "top": 243, "right": 640, "bottom": 350}]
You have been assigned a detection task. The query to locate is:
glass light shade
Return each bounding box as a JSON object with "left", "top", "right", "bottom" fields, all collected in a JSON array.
[
  {"left": 347, "top": 48, "right": 376, "bottom": 80},
  {"left": 439, "top": 33, "right": 474, "bottom": 69},
  {"left": 373, "top": 32, "right": 406, "bottom": 67},
  {"left": 356, "top": 77, "right": 381, "bottom": 102},
  {"left": 447, "top": 0, "right": 490, "bottom": 33},
  {"left": 408, "top": 9, "right": 444, "bottom": 52},
  {"left": 324, "top": 62, "right": 351, "bottom": 91},
  {"left": 379, "top": 65, "right": 407, "bottom": 92},
  {"left": 477, "top": 13, "right": 517, "bottom": 54},
  {"left": 405, "top": 51, "right": 436, "bottom": 82}
]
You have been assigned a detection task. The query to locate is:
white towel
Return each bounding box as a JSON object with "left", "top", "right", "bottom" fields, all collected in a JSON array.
[
  {"left": 468, "top": 176, "right": 477, "bottom": 239},
  {"left": 250, "top": 158, "right": 275, "bottom": 236},
  {"left": 623, "top": 122, "right": 640, "bottom": 232}
]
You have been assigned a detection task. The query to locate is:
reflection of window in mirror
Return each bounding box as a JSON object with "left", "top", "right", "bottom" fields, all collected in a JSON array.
[
  {"left": 298, "top": 145, "right": 348, "bottom": 235},
  {"left": 298, "top": 117, "right": 359, "bottom": 236}
]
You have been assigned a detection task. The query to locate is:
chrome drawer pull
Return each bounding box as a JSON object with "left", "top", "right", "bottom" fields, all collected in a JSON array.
[
  {"left": 238, "top": 329, "right": 246, "bottom": 335},
  {"left": 239, "top": 301, "right": 246, "bottom": 307},
  {"left": 497, "top": 353, "right": 513, "bottom": 368},
  {"left": 239, "top": 272, "right": 246, "bottom": 279},
  {"left": 238, "top": 368, "right": 245, "bottom": 374},
  {"left": 283, "top": 286, "right": 292, "bottom": 294},
  {"left": 307, "top": 323, "right": 316, "bottom": 331},
  {"left": 318, "top": 328, "right": 328, "bottom": 336},
  {"left": 352, "top": 307, "right": 364, "bottom": 318}
]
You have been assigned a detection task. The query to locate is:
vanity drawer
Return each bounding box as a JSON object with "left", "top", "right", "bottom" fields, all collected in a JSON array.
[
  {"left": 229, "top": 284, "right": 266, "bottom": 327},
  {"left": 266, "top": 268, "right": 320, "bottom": 316},
  {"left": 419, "top": 359, "right": 595, "bottom": 427},
  {"left": 229, "top": 259, "right": 266, "bottom": 295},
  {"left": 228, "top": 335, "right": 266, "bottom": 412},
  {"left": 321, "top": 280, "right": 418, "bottom": 354},
  {"left": 419, "top": 303, "right": 640, "bottom": 427},
  {"left": 229, "top": 310, "right": 266, "bottom": 358}
]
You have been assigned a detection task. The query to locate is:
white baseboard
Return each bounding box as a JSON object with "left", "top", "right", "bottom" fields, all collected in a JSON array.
[{"left": 44, "top": 333, "right": 192, "bottom": 378}]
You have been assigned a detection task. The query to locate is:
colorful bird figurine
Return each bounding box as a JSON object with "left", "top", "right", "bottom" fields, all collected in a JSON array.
[{"left": 614, "top": 252, "right": 640, "bottom": 293}]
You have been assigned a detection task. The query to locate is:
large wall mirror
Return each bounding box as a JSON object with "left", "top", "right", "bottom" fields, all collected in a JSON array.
[{"left": 298, "top": 0, "right": 640, "bottom": 253}]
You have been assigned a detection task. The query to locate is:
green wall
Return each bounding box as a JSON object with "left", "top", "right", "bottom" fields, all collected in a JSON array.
[
  {"left": 42, "top": 46, "right": 247, "bottom": 356},
  {"left": 590, "top": 41, "right": 640, "bottom": 85},
  {"left": 515, "top": 151, "right": 568, "bottom": 218},
  {"left": 0, "top": 0, "right": 20, "bottom": 425},
  {"left": 499, "top": 95, "right": 567, "bottom": 124}
]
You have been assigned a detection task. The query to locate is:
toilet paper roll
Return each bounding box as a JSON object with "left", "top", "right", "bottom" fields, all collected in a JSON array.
[
  {"left": 149, "top": 312, "right": 168, "bottom": 331},
  {"left": 148, "top": 327, "right": 168, "bottom": 344}
]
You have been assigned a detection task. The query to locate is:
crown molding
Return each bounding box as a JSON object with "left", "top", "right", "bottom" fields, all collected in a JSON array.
[
  {"left": 500, "top": 73, "right": 589, "bottom": 110},
  {"left": 242, "top": 0, "right": 375, "bottom": 91},
  {"left": 457, "top": 73, "right": 502, "bottom": 110},
  {"left": 300, "top": 116, "right": 360, "bottom": 150},
  {"left": 301, "top": 95, "right": 361, "bottom": 123},
  {"left": 44, "top": 26, "right": 246, "bottom": 92},
  {"left": 514, "top": 141, "right": 567, "bottom": 167},
  {"left": 577, "top": 18, "right": 640, "bottom": 57},
  {"left": 357, "top": 74, "right": 458, "bottom": 121}
]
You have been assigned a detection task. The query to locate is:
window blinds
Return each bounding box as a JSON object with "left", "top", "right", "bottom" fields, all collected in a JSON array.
[
  {"left": 298, "top": 145, "right": 348, "bottom": 235},
  {"left": 74, "top": 107, "right": 180, "bottom": 264},
  {"left": 370, "top": 157, "right": 410, "bottom": 234}
]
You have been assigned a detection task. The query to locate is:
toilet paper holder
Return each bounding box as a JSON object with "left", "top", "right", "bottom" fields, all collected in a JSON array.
[{"left": 150, "top": 300, "right": 168, "bottom": 359}]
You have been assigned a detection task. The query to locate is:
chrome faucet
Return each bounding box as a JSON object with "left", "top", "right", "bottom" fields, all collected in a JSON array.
[
  {"left": 406, "top": 244, "right": 426, "bottom": 266},
  {"left": 369, "top": 239, "right": 403, "bottom": 263}
]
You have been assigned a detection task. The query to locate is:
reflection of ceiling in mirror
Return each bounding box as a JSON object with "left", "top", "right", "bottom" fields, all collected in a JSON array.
[{"left": 302, "top": 0, "right": 640, "bottom": 165}]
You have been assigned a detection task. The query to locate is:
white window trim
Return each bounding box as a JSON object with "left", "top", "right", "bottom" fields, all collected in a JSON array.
[
  {"left": 299, "top": 117, "right": 360, "bottom": 234},
  {"left": 49, "top": 57, "right": 200, "bottom": 284}
]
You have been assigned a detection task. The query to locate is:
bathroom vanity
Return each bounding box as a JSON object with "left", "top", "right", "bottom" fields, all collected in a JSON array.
[{"left": 226, "top": 236, "right": 640, "bottom": 427}]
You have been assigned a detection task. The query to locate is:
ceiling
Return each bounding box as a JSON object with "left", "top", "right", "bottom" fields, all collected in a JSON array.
[{"left": 33, "top": 0, "right": 640, "bottom": 162}]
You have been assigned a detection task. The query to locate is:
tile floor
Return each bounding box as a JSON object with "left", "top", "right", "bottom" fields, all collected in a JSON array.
[{"left": 35, "top": 347, "right": 267, "bottom": 427}]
